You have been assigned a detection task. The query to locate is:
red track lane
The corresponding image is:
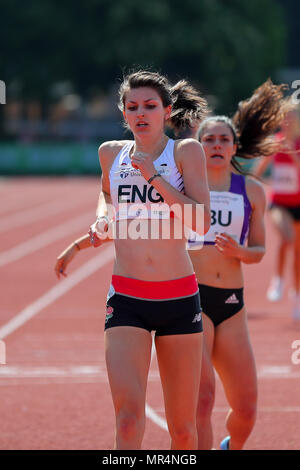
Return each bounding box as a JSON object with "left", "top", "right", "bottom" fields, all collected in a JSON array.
[{"left": 0, "top": 177, "right": 299, "bottom": 450}]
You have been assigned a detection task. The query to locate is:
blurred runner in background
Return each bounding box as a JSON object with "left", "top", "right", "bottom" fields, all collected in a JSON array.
[
  {"left": 255, "top": 108, "right": 300, "bottom": 319},
  {"left": 189, "top": 80, "right": 293, "bottom": 450}
]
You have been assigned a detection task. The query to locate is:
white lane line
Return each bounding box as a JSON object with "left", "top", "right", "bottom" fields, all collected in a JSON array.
[
  {"left": 0, "top": 244, "right": 114, "bottom": 340},
  {"left": 146, "top": 404, "right": 168, "bottom": 431},
  {"left": 0, "top": 195, "right": 51, "bottom": 216},
  {"left": 257, "top": 365, "right": 300, "bottom": 379},
  {"left": 153, "top": 406, "right": 300, "bottom": 413},
  {"left": 0, "top": 378, "right": 106, "bottom": 386},
  {"left": 0, "top": 186, "right": 69, "bottom": 216},
  {"left": 0, "top": 211, "right": 94, "bottom": 267},
  {"left": 0, "top": 194, "right": 93, "bottom": 234},
  {"left": 4, "top": 364, "right": 297, "bottom": 382},
  {"left": 0, "top": 366, "right": 159, "bottom": 381},
  {"left": 0, "top": 365, "right": 106, "bottom": 377},
  {"left": 213, "top": 365, "right": 300, "bottom": 380},
  {"left": 213, "top": 406, "right": 300, "bottom": 413}
]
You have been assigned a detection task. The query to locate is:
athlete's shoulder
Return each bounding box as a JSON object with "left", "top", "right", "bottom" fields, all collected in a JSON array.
[
  {"left": 98, "top": 140, "right": 131, "bottom": 158},
  {"left": 245, "top": 175, "right": 265, "bottom": 193},
  {"left": 174, "top": 138, "right": 205, "bottom": 164},
  {"left": 175, "top": 137, "right": 203, "bottom": 151},
  {"left": 245, "top": 176, "right": 266, "bottom": 208}
]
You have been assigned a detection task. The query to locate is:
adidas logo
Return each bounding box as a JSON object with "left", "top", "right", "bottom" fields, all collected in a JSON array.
[
  {"left": 192, "top": 313, "right": 202, "bottom": 323},
  {"left": 225, "top": 294, "right": 239, "bottom": 304}
]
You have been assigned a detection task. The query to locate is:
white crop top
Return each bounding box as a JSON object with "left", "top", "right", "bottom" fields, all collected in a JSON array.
[{"left": 109, "top": 139, "right": 184, "bottom": 220}]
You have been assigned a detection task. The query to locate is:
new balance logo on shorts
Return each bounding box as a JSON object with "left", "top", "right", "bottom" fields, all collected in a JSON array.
[
  {"left": 192, "top": 313, "right": 202, "bottom": 323},
  {"left": 225, "top": 294, "right": 239, "bottom": 304}
]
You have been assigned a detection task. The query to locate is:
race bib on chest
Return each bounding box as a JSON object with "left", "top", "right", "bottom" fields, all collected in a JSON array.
[
  {"left": 272, "top": 164, "right": 299, "bottom": 194},
  {"left": 114, "top": 164, "right": 171, "bottom": 219},
  {"left": 205, "top": 191, "right": 245, "bottom": 243}
]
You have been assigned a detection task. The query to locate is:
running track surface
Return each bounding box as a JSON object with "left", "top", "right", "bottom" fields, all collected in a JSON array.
[{"left": 0, "top": 177, "right": 299, "bottom": 450}]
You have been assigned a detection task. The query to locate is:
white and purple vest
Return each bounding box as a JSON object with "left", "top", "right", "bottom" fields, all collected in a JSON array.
[{"left": 188, "top": 173, "right": 252, "bottom": 250}]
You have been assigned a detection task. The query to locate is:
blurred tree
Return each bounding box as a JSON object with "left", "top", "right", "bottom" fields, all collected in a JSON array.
[
  {"left": 0, "top": 0, "right": 286, "bottom": 118},
  {"left": 278, "top": 0, "right": 300, "bottom": 68}
]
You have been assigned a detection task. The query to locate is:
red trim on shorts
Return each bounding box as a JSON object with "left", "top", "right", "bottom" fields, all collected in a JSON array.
[{"left": 111, "top": 274, "right": 198, "bottom": 300}]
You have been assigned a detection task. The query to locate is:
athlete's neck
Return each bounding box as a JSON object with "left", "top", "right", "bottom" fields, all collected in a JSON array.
[
  {"left": 207, "top": 167, "right": 232, "bottom": 191},
  {"left": 132, "top": 133, "right": 169, "bottom": 160}
]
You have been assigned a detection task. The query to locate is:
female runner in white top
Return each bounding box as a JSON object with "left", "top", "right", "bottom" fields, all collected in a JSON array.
[{"left": 55, "top": 70, "right": 210, "bottom": 450}]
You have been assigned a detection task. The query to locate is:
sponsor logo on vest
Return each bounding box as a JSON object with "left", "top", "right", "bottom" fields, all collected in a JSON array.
[
  {"left": 120, "top": 168, "right": 141, "bottom": 179},
  {"left": 225, "top": 294, "right": 239, "bottom": 304},
  {"left": 119, "top": 166, "right": 168, "bottom": 180}
]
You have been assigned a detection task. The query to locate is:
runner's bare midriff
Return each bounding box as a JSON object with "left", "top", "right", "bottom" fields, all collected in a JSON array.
[
  {"left": 112, "top": 219, "right": 194, "bottom": 281},
  {"left": 189, "top": 245, "right": 244, "bottom": 288}
]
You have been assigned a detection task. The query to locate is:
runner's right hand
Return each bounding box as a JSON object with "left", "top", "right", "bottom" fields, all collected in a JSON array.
[
  {"left": 55, "top": 244, "right": 78, "bottom": 279},
  {"left": 89, "top": 216, "right": 109, "bottom": 247}
]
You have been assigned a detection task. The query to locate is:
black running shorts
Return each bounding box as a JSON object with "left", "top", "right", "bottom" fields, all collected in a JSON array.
[
  {"left": 104, "top": 274, "right": 203, "bottom": 336},
  {"left": 198, "top": 284, "right": 244, "bottom": 327}
]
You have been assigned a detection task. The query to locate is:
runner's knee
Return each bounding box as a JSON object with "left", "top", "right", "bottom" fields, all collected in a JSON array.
[
  {"left": 197, "top": 385, "right": 215, "bottom": 419},
  {"left": 169, "top": 422, "right": 197, "bottom": 447},
  {"left": 232, "top": 399, "right": 257, "bottom": 424},
  {"left": 116, "top": 408, "right": 145, "bottom": 442}
]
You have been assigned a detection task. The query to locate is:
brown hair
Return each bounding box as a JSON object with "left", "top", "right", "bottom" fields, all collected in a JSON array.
[
  {"left": 119, "top": 70, "right": 208, "bottom": 133},
  {"left": 198, "top": 79, "right": 294, "bottom": 176}
]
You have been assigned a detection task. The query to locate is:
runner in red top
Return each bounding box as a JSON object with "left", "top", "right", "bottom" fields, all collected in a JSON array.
[
  {"left": 270, "top": 130, "right": 300, "bottom": 208},
  {"left": 255, "top": 109, "right": 300, "bottom": 319}
]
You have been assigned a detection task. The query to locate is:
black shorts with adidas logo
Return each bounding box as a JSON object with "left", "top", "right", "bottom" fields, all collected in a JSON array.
[{"left": 198, "top": 284, "right": 244, "bottom": 327}]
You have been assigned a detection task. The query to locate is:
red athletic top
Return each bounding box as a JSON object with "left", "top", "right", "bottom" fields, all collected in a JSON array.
[{"left": 270, "top": 133, "right": 300, "bottom": 207}]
